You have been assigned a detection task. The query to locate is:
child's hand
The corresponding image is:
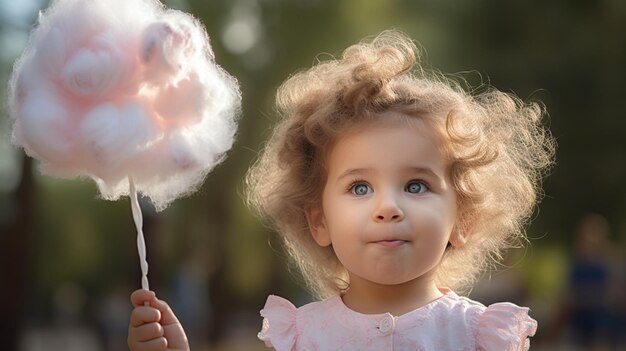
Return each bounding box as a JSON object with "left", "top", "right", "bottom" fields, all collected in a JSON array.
[{"left": 128, "top": 289, "right": 190, "bottom": 351}]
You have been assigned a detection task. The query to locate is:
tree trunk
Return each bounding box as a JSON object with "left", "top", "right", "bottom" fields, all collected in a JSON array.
[{"left": 0, "top": 155, "right": 34, "bottom": 351}]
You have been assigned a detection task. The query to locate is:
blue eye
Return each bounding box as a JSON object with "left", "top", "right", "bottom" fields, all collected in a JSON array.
[
  {"left": 351, "top": 183, "right": 371, "bottom": 196},
  {"left": 406, "top": 181, "right": 427, "bottom": 194}
]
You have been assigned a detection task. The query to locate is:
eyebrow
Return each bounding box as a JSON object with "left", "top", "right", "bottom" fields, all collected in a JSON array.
[
  {"left": 336, "top": 166, "right": 443, "bottom": 182},
  {"left": 336, "top": 168, "right": 372, "bottom": 182}
]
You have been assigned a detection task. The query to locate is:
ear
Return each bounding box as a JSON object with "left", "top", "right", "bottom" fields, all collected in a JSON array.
[
  {"left": 449, "top": 229, "right": 467, "bottom": 248},
  {"left": 305, "top": 205, "right": 331, "bottom": 247},
  {"left": 449, "top": 208, "right": 475, "bottom": 248}
]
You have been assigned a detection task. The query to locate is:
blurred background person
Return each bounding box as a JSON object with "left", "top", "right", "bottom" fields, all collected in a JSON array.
[{"left": 548, "top": 213, "right": 626, "bottom": 350}]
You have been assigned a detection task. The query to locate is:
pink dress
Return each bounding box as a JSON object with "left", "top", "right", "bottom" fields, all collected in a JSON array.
[{"left": 258, "top": 290, "right": 537, "bottom": 350}]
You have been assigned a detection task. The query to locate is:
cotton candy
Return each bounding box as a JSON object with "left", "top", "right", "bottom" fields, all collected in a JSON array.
[{"left": 7, "top": 0, "right": 241, "bottom": 211}]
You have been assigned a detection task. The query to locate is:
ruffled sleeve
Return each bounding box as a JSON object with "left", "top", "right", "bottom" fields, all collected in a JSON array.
[
  {"left": 258, "top": 295, "right": 298, "bottom": 351},
  {"left": 475, "top": 302, "right": 538, "bottom": 351}
]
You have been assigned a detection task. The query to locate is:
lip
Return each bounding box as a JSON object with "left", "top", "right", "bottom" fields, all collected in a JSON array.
[{"left": 372, "top": 240, "right": 408, "bottom": 248}]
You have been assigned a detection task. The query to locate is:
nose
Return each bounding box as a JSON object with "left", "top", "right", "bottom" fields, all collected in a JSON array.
[{"left": 373, "top": 192, "right": 404, "bottom": 222}]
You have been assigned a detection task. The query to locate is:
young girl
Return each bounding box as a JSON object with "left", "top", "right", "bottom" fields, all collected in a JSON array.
[{"left": 127, "top": 31, "right": 554, "bottom": 350}]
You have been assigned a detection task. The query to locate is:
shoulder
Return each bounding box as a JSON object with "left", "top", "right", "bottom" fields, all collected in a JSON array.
[
  {"left": 258, "top": 295, "right": 340, "bottom": 351},
  {"left": 423, "top": 292, "right": 536, "bottom": 350},
  {"left": 448, "top": 294, "right": 537, "bottom": 351},
  {"left": 425, "top": 291, "right": 488, "bottom": 328}
]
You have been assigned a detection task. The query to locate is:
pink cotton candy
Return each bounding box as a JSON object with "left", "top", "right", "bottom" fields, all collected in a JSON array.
[{"left": 7, "top": 0, "right": 241, "bottom": 211}]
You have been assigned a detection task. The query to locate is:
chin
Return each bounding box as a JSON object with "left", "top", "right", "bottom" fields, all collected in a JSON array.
[{"left": 369, "top": 276, "right": 417, "bottom": 286}]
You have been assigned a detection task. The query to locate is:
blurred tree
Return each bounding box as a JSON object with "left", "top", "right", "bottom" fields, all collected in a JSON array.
[{"left": 0, "top": 155, "right": 34, "bottom": 351}]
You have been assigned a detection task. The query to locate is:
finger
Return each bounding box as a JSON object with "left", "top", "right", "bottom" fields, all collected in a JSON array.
[
  {"left": 131, "top": 289, "right": 156, "bottom": 307},
  {"left": 130, "top": 322, "right": 164, "bottom": 342},
  {"left": 128, "top": 336, "right": 167, "bottom": 351},
  {"left": 130, "top": 306, "right": 162, "bottom": 327},
  {"left": 151, "top": 298, "right": 180, "bottom": 326}
]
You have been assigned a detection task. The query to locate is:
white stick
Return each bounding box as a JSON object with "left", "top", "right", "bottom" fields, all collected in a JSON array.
[{"left": 129, "top": 178, "right": 149, "bottom": 291}]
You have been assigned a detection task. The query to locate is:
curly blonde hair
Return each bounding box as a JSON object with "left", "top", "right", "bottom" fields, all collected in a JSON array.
[{"left": 246, "top": 31, "right": 555, "bottom": 300}]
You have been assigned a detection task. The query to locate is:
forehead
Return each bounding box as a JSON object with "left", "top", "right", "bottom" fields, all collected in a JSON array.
[
  {"left": 325, "top": 113, "right": 447, "bottom": 174},
  {"left": 348, "top": 111, "right": 439, "bottom": 138}
]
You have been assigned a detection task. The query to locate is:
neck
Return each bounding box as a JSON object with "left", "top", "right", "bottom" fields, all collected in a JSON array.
[{"left": 341, "top": 273, "right": 443, "bottom": 316}]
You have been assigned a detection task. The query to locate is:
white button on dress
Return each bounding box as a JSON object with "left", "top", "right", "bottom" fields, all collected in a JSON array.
[{"left": 378, "top": 314, "right": 395, "bottom": 334}]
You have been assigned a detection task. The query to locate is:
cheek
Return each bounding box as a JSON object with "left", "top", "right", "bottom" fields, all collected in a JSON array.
[
  {"left": 323, "top": 190, "right": 356, "bottom": 218},
  {"left": 326, "top": 201, "right": 373, "bottom": 236},
  {"left": 412, "top": 202, "right": 456, "bottom": 237}
]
